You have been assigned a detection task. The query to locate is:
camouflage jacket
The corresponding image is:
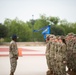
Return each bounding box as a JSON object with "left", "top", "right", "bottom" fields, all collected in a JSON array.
[{"left": 9, "top": 40, "right": 18, "bottom": 58}]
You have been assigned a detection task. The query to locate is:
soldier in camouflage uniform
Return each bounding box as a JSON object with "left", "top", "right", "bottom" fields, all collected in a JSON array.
[
  {"left": 49, "top": 36, "right": 56, "bottom": 75},
  {"left": 52, "top": 37, "right": 59, "bottom": 75},
  {"left": 46, "top": 34, "right": 51, "bottom": 69},
  {"left": 54, "top": 36, "right": 67, "bottom": 75},
  {"left": 9, "top": 34, "right": 18, "bottom": 75},
  {"left": 46, "top": 34, "right": 56, "bottom": 75},
  {"left": 46, "top": 34, "right": 52, "bottom": 75},
  {"left": 66, "top": 33, "right": 74, "bottom": 72},
  {"left": 72, "top": 34, "right": 76, "bottom": 72}
]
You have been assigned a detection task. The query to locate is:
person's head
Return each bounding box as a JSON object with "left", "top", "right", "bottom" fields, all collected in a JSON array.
[
  {"left": 58, "top": 36, "right": 61, "bottom": 40},
  {"left": 68, "top": 32, "right": 74, "bottom": 38},
  {"left": 12, "top": 34, "right": 17, "bottom": 41},
  {"left": 73, "top": 34, "right": 76, "bottom": 40},
  {"left": 49, "top": 35, "right": 55, "bottom": 41}
]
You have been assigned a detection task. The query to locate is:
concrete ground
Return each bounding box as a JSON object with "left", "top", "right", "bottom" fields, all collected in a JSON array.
[
  {"left": 0, "top": 46, "right": 48, "bottom": 75},
  {"left": 0, "top": 46, "right": 76, "bottom": 75},
  {"left": 0, "top": 56, "right": 48, "bottom": 75}
]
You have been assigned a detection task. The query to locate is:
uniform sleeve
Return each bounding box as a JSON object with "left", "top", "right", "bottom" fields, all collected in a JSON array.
[
  {"left": 45, "top": 42, "right": 50, "bottom": 56},
  {"left": 62, "top": 44, "right": 67, "bottom": 61},
  {"left": 73, "top": 40, "right": 76, "bottom": 53}
]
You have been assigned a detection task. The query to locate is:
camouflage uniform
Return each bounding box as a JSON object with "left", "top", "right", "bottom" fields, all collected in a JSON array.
[
  {"left": 72, "top": 35, "right": 76, "bottom": 71},
  {"left": 66, "top": 36, "right": 74, "bottom": 70},
  {"left": 55, "top": 42, "right": 67, "bottom": 75},
  {"left": 53, "top": 41, "right": 59, "bottom": 75},
  {"left": 46, "top": 41, "right": 51, "bottom": 69},
  {"left": 46, "top": 35, "right": 56, "bottom": 75},
  {"left": 9, "top": 40, "right": 18, "bottom": 73},
  {"left": 49, "top": 41, "right": 55, "bottom": 73}
]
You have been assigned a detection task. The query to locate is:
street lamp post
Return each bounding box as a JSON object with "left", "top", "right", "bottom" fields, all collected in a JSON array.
[{"left": 31, "top": 15, "right": 34, "bottom": 41}]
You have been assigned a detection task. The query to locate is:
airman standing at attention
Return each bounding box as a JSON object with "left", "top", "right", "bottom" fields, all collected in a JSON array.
[
  {"left": 55, "top": 36, "right": 67, "bottom": 75},
  {"left": 46, "top": 34, "right": 55, "bottom": 75},
  {"left": 72, "top": 34, "right": 76, "bottom": 72},
  {"left": 45, "top": 34, "right": 51, "bottom": 75},
  {"left": 66, "top": 33, "right": 74, "bottom": 72}
]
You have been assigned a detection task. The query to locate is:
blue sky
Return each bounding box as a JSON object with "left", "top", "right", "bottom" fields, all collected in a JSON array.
[{"left": 0, "top": 0, "right": 76, "bottom": 23}]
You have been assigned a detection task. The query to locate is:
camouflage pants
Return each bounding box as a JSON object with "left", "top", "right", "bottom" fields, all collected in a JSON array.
[
  {"left": 56, "top": 61, "right": 66, "bottom": 75},
  {"left": 67, "top": 50, "right": 73, "bottom": 69},
  {"left": 72, "top": 53, "right": 76, "bottom": 71},
  {"left": 46, "top": 55, "right": 50, "bottom": 69},
  {"left": 55, "top": 54, "right": 66, "bottom": 75},
  {"left": 10, "top": 58, "right": 17, "bottom": 73},
  {"left": 49, "top": 56, "right": 55, "bottom": 72}
]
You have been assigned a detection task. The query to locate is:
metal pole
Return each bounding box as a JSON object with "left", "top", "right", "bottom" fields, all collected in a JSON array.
[{"left": 32, "top": 15, "right": 34, "bottom": 41}]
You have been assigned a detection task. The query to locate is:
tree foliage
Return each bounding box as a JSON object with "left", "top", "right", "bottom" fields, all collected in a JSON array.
[
  {"left": 0, "top": 23, "right": 8, "bottom": 38},
  {"left": 49, "top": 16, "right": 60, "bottom": 25},
  {"left": 1, "top": 15, "right": 76, "bottom": 42},
  {"left": 51, "top": 25, "right": 65, "bottom": 35},
  {"left": 4, "top": 18, "right": 32, "bottom": 42}
]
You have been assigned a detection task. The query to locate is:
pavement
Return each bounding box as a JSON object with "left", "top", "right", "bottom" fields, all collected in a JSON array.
[
  {"left": 0, "top": 46, "right": 76, "bottom": 75},
  {"left": 0, "top": 46, "right": 48, "bottom": 75}
]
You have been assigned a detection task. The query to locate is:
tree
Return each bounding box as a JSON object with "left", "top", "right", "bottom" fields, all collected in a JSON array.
[
  {"left": 59, "top": 20, "right": 76, "bottom": 35},
  {"left": 3, "top": 15, "right": 76, "bottom": 42},
  {"left": 49, "top": 16, "right": 60, "bottom": 25},
  {"left": 4, "top": 18, "right": 32, "bottom": 42},
  {"left": 0, "top": 23, "right": 8, "bottom": 38},
  {"left": 51, "top": 25, "right": 65, "bottom": 35}
]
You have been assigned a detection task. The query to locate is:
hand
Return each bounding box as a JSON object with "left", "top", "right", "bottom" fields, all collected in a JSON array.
[
  {"left": 63, "top": 61, "right": 66, "bottom": 64},
  {"left": 16, "top": 57, "right": 18, "bottom": 60}
]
